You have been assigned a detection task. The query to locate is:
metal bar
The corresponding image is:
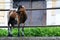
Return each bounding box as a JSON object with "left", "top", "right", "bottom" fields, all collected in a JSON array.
[
  {"left": 0, "top": 2, "right": 12, "bottom": 3},
  {"left": 0, "top": 9, "right": 10, "bottom": 11},
  {"left": 29, "top": 0, "right": 32, "bottom": 25},
  {"left": 0, "top": 25, "right": 60, "bottom": 28},
  {"left": 26, "top": 7, "right": 60, "bottom": 10},
  {"left": 0, "top": 7, "right": 60, "bottom": 11}
]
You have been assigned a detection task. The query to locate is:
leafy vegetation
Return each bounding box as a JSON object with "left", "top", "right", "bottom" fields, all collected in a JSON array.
[{"left": 0, "top": 27, "right": 60, "bottom": 37}]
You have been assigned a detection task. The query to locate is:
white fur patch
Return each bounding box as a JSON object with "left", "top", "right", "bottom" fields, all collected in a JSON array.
[{"left": 10, "top": 11, "right": 13, "bottom": 16}]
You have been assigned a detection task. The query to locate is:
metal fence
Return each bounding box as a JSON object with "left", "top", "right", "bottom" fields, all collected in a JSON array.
[{"left": 0, "top": 0, "right": 60, "bottom": 27}]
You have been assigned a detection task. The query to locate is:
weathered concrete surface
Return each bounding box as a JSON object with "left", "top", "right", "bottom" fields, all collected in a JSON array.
[{"left": 0, "top": 37, "right": 60, "bottom": 40}]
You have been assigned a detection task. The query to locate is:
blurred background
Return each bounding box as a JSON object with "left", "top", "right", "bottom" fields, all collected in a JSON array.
[
  {"left": 13, "top": 0, "right": 46, "bottom": 26},
  {"left": 0, "top": 0, "right": 60, "bottom": 37},
  {"left": 0, "top": 0, "right": 46, "bottom": 26}
]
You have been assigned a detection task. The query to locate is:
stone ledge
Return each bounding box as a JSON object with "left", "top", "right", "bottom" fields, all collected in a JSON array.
[{"left": 0, "top": 37, "right": 60, "bottom": 40}]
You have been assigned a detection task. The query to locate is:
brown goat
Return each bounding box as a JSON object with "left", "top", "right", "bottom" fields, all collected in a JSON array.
[{"left": 8, "top": 5, "right": 27, "bottom": 37}]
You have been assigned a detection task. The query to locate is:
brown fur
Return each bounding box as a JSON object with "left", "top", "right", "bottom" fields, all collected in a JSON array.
[{"left": 8, "top": 7, "right": 27, "bottom": 26}]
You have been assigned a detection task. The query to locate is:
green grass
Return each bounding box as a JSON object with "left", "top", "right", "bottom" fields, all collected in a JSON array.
[{"left": 0, "top": 27, "right": 60, "bottom": 37}]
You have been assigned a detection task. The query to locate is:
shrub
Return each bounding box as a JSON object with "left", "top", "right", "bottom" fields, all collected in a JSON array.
[{"left": 0, "top": 27, "right": 60, "bottom": 37}]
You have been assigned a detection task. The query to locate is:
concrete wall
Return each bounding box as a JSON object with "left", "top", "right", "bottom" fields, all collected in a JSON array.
[{"left": 0, "top": 0, "right": 11, "bottom": 26}]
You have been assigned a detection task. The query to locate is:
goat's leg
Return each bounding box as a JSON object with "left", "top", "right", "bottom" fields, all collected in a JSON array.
[
  {"left": 17, "top": 16, "right": 20, "bottom": 37},
  {"left": 8, "top": 25, "right": 12, "bottom": 37},
  {"left": 17, "top": 24, "right": 20, "bottom": 37},
  {"left": 22, "top": 23, "right": 25, "bottom": 36}
]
